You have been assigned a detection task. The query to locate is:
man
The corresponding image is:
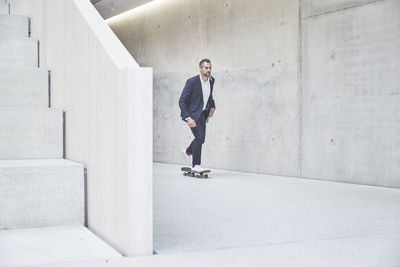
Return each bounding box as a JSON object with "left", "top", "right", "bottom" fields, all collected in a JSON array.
[{"left": 179, "top": 58, "right": 216, "bottom": 173}]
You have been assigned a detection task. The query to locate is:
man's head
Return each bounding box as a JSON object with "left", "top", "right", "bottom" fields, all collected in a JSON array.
[{"left": 199, "top": 58, "right": 212, "bottom": 78}]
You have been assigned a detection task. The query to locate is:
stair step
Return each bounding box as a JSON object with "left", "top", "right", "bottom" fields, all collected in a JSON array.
[
  {"left": 0, "top": 159, "right": 84, "bottom": 230},
  {"left": 0, "top": 2, "right": 9, "bottom": 14},
  {"left": 0, "top": 67, "right": 48, "bottom": 107},
  {"left": 0, "top": 226, "right": 122, "bottom": 266},
  {"left": 0, "top": 108, "right": 63, "bottom": 159},
  {"left": 0, "top": 14, "right": 29, "bottom": 38},
  {"left": 0, "top": 37, "right": 38, "bottom": 68}
]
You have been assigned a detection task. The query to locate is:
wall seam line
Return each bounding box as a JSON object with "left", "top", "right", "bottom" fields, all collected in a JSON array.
[
  {"left": 302, "top": 0, "right": 385, "bottom": 19},
  {"left": 298, "top": 0, "right": 304, "bottom": 177}
]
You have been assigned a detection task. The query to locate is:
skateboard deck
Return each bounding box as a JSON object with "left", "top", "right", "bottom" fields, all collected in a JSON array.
[{"left": 181, "top": 167, "right": 210, "bottom": 178}]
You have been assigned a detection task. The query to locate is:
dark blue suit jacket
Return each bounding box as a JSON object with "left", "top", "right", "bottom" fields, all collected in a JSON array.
[{"left": 179, "top": 75, "right": 216, "bottom": 122}]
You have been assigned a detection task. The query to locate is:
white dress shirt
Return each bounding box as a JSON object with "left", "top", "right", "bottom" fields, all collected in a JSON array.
[{"left": 200, "top": 74, "right": 210, "bottom": 111}]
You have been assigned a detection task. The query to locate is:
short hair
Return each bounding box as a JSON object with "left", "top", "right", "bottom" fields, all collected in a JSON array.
[{"left": 199, "top": 58, "right": 211, "bottom": 68}]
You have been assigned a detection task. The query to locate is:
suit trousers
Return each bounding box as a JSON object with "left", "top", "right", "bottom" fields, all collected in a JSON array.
[{"left": 186, "top": 110, "right": 207, "bottom": 166}]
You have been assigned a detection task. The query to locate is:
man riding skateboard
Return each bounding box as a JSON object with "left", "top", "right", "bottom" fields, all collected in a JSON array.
[{"left": 179, "top": 58, "right": 216, "bottom": 173}]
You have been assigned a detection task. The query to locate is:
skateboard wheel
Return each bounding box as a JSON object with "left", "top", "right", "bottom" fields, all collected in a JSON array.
[
  {"left": 183, "top": 172, "right": 187, "bottom": 176},
  {"left": 204, "top": 174, "right": 208, "bottom": 178}
]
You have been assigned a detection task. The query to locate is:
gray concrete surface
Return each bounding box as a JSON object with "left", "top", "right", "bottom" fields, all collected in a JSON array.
[
  {"left": 35, "top": 0, "right": 154, "bottom": 255},
  {"left": 108, "top": 0, "right": 400, "bottom": 188},
  {"left": 153, "top": 163, "right": 400, "bottom": 254},
  {"left": 0, "top": 37, "right": 38, "bottom": 68},
  {"left": 0, "top": 108, "right": 63, "bottom": 159},
  {"left": 35, "top": 162, "right": 400, "bottom": 266},
  {"left": 0, "top": 159, "right": 84, "bottom": 229},
  {"left": 43, "top": 234, "right": 400, "bottom": 267},
  {"left": 0, "top": 3, "right": 110, "bottom": 263},
  {"left": 108, "top": 0, "right": 302, "bottom": 177},
  {"left": 0, "top": 226, "right": 122, "bottom": 267},
  {"left": 0, "top": 67, "right": 48, "bottom": 106},
  {"left": 0, "top": 14, "right": 28, "bottom": 38},
  {"left": 301, "top": 0, "right": 400, "bottom": 187}
]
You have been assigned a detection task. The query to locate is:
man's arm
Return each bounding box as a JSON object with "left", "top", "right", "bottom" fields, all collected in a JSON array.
[
  {"left": 208, "top": 94, "right": 215, "bottom": 118},
  {"left": 179, "top": 79, "right": 197, "bottom": 128},
  {"left": 208, "top": 79, "right": 216, "bottom": 118},
  {"left": 209, "top": 96, "right": 216, "bottom": 109},
  {"left": 178, "top": 79, "right": 193, "bottom": 121}
]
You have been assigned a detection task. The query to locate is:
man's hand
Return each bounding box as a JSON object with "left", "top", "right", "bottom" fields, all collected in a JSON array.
[
  {"left": 187, "top": 118, "right": 196, "bottom": 128},
  {"left": 208, "top": 108, "right": 215, "bottom": 118}
]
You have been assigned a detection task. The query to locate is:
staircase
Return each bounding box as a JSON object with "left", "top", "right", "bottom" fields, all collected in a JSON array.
[
  {"left": 0, "top": 1, "right": 121, "bottom": 265},
  {"left": 0, "top": 1, "right": 82, "bottom": 231}
]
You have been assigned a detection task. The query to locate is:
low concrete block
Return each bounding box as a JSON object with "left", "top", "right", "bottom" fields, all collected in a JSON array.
[
  {"left": 0, "top": 226, "right": 122, "bottom": 266},
  {"left": 0, "top": 37, "right": 38, "bottom": 68},
  {"left": 0, "top": 14, "right": 28, "bottom": 38},
  {"left": 0, "top": 67, "right": 48, "bottom": 107},
  {"left": 0, "top": 159, "right": 84, "bottom": 229},
  {"left": 0, "top": 107, "right": 63, "bottom": 159}
]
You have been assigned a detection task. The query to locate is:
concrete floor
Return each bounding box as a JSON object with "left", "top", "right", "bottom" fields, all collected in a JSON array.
[
  {"left": 3, "top": 162, "right": 400, "bottom": 266},
  {"left": 153, "top": 163, "right": 400, "bottom": 256}
]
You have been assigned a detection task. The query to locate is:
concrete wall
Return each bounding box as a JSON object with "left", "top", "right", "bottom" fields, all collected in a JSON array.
[
  {"left": 108, "top": 0, "right": 302, "bottom": 176},
  {"left": 93, "top": 0, "right": 151, "bottom": 20},
  {"left": 301, "top": 0, "right": 400, "bottom": 187},
  {"left": 9, "top": 0, "right": 153, "bottom": 256},
  {"left": 108, "top": 0, "right": 399, "bottom": 188}
]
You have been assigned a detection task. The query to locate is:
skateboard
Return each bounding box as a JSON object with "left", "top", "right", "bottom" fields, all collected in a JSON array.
[{"left": 181, "top": 167, "right": 211, "bottom": 178}]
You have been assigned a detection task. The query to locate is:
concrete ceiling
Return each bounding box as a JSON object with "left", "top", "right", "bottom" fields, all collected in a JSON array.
[{"left": 91, "top": 0, "right": 153, "bottom": 20}]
